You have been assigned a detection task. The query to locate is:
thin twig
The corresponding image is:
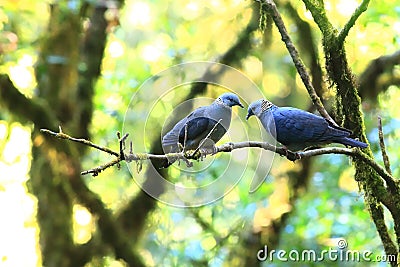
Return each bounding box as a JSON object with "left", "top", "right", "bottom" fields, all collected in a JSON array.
[
  {"left": 191, "top": 119, "right": 222, "bottom": 156},
  {"left": 376, "top": 117, "right": 398, "bottom": 195},
  {"left": 81, "top": 157, "right": 121, "bottom": 176},
  {"left": 337, "top": 0, "right": 370, "bottom": 45},
  {"left": 183, "top": 123, "right": 188, "bottom": 149},
  {"left": 259, "top": 0, "right": 338, "bottom": 127},
  {"left": 118, "top": 132, "right": 129, "bottom": 160},
  {"left": 378, "top": 116, "right": 392, "bottom": 175},
  {"left": 40, "top": 128, "right": 119, "bottom": 157}
]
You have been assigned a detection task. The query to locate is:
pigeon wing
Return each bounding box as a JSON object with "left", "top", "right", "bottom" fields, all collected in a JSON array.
[
  {"left": 273, "top": 107, "right": 331, "bottom": 144},
  {"left": 162, "top": 106, "right": 210, "bottom": 151}
]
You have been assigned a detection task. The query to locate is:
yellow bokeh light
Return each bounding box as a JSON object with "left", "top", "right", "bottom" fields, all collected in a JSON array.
[
  {"left": 325, "top": 1, "right": 332, "bottom": 11},
  {"left": 19, "top": 54, "right": 35, "bottom": 67},
  {"left": 142, "top": 44, "right": 164, "bottom": 62},
  {"left": 185, "top": 1, "right": 199, "bottom": 12},
  {"left": 359, "top": 45, "right": 368, "bottom": 54},
  {"left": 393, "top": 21, "right": 400, "bottom": 34},
  {"left": 127, "top": 2, "right": 151, "bottom": 26},
  {"left": 304, "top": 10, "right": 313, "bottom": 20},
  {"left": 108, "top": 41, "right": 125, "bottom": 58},
  {"left": 0, "top": 123, "right": 6, "bottom": 141},
  {"left": 336, "top": 0, "right": 358, "bottom": 16},
  {"left": 0, "top": 123, "right": 39, "bottom": 267},
  {"left": 201, "top": 235, "right": 217, "bottom": 250},
  {"left": 2, "top": 125, "right": 31, "bottom": 164},
  {"left": 73, "top": 205, "right": 93, "bottom": 245},
  {"left": 8, "top": 54, "right": 36, "bottom": 95},
  {"left": 74, "top": 205, "right": 92, "bottom": 226},
  {"left": 9, "top": 65, "right": 35, "bottom": 90}
]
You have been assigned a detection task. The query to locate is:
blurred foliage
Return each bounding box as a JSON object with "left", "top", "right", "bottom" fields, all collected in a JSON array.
[{"left": 0, "top": 0, "right": 399, "bottom": 266}]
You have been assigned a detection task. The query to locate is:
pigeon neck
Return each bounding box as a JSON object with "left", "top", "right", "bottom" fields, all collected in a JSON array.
[
  {"left": 261, "top": 100, "right": 276, "bottom": 112},
  {"left": 214, "top": 98, "right": 229, "bottom": 108}
]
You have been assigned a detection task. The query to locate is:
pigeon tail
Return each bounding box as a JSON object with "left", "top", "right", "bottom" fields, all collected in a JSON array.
[{"left": 339, "top": 137, "right": 368, "bottom": 148}]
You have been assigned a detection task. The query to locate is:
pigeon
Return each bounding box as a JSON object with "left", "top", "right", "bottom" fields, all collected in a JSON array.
[
  {"left": 162, "top": 92, "right": 244, "bottom": 166},
  {"left": 246, "top": 99, "right": 368, "bottom": 151}
]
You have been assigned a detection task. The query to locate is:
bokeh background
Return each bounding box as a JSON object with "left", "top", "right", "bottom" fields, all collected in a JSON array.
[{"left": 0, "top": 0, "right": 399, "bottom": 266}]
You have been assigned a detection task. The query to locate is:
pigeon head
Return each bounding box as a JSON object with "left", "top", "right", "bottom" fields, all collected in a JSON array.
[
  {"left": 246, "top": 99, "right": 274, "bottom": 120},
  {"left": 217, "top": 93, "right": 244, "bottom": 108}
]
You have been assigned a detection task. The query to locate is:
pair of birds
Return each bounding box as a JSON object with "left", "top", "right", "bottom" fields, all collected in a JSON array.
[{"left": 162, "top": 93, "right": 367, "bottom": 165}]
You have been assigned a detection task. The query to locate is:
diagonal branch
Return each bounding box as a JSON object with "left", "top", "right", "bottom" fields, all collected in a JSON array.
[
  {"left": 41, "top": 128, "right": 119, "bottom": 157},
  {"left": 259, "top": 0, "right": 338, "bottom": 127},
  {"left": 191, "top": 119, "right": 222, "bottom": 156},
  {"left": 378, "top": 116, "right": 392, "bottom": 175},
  {"left": 0, "top": 74, "right": 59, "bottom": 129},
  {"left": 67, "top": 170, "right": 146, "bottom": 267},
  {"left": 365, "top": 195, "right": 398, "bottom": 265},
  {"left": 358, "top": 50, "right": 400, "bottom": 100},
  {"left": 337, "top": 0, "right": 370, "bottom": 45}
]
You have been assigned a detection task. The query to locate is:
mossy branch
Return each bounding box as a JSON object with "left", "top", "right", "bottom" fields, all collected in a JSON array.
[
  {"left": 301, "top": 0, "right": 335, "bottom": 39},
  {"left": 297, "top": 0, "right": 399, "bottom": 262},
  {"left": 337, "top": 0, "right": 370, "bottom": 45}
]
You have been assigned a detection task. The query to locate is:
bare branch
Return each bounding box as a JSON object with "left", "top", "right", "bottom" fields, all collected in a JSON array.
[
  {"left": 183, "top": 124, "right": 188, "bottom": 149},
  {"left": 258, "top": 0, "right": 338, "bottom": 127},
  {"left": 117, "top": 132, "right": 129, "bottom": 160},
  {"left": 40, "top": 128, "right": 119, "bottom": 157},
  {"left": 80, "top": 157, "right": 121, "bottom": 176},
  {"left": 191, "top": 119, "right": 222, "bottom": 156}
]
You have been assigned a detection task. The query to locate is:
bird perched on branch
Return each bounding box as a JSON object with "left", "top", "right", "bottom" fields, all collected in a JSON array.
[
  {"left": 246, "top": 99, "right": 368, "bottom": 151},
  {"left": 162, "top": 92, "right": 244, "bottom": 166}
]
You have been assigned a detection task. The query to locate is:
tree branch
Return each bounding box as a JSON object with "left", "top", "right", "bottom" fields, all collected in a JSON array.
[
  {"left": 378, "top": 116, "right": 392, "bottom": 175},
  {"left": 283, "top": 2, "right": 324, "bottom": 99},
  {"left": 365, "top": 195, "right": 399, "bottom": 265},
  {"left": 77, "top": 3, "right": 112, "bottom": 140},
  {"left": 259, "top": 0, "right": 338, "bottom": 127},
  {"left": 358, "top": 50, "right": 400, "bottom": 100},
  {"left": 41, "top": 127, "right": 119, "bottom": 157},
  {"left": 40, "top": 128, "right": 397, "bottom": 189},
  {"left": 191, "top": 119, "right": 222, "bottom": 156},
  {"left": 66, "top": 169, "right": 146, "bottom": 267},
  {"left": 301, "top": 0, "right": 335, "bottom": 39},
  {"left": 337, "top": 0, "right": 370, "bottom": 45},
  {"left": 0, "top": 74, "right": 58, "bottom": 129}
]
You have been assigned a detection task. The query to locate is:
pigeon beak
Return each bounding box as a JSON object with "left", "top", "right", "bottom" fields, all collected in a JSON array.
[{"left": 246, "top": 108, "right": 255, "bottom": 120}]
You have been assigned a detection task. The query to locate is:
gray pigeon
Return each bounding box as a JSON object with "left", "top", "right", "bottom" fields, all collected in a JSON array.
[
  {"left": 246, "top": 99, "right": 368, "bottom": 151},
  {"left": 162, "top": 93, "right": 244, "bottom": 166}
]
